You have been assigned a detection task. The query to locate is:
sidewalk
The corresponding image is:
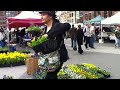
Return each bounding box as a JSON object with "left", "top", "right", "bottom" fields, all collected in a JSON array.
[{"left": 0, "top": 39, "right": 120, "bottom": 79}]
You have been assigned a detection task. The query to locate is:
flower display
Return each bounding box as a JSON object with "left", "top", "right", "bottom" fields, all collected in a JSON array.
[
  {"left": 28, "top": 36, "right": 48, "bottom": 47},
  {"left": 27, "top": 26, "right": 41, "bottom": 33},
  {"left": 0, "top": 51, "right": 28, "bottom": 67},
  {"left": 0, "top": 47, "right": 9, "bottom": 51},
  {"left": 57, "top": 64, "right": 110, "bottom": 79}
]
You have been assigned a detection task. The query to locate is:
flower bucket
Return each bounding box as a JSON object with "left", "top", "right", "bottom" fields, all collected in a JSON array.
[{"left": 10, "top": 45, "right": 16, "bottom": 51}]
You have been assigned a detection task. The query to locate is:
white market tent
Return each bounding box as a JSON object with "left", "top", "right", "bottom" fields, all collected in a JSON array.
[
  {"left": 101, "top": 11, "right": 120, "bottom": 25},
  {"left": 99, "top": 12, "right": 120, "bottom": 43},
  {"left": 101, "top": 17, "right": 111, "bottom": 24}
]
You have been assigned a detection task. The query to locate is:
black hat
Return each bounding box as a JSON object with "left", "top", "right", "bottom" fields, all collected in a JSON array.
[{"left": 39, "top": 11, "right": 56, "bottom": 17}]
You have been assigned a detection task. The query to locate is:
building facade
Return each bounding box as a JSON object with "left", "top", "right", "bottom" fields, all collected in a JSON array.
[
  {"left": 0, "top": 11, "right": 20, "bottom": 28},
  {"left": 0, "top": 11, "right": 6, "bottom": 28},
  {"left": 57, "top": 11, "right": 76, "bottom": 24},
  {"left": 75, "top": 11, "right": 83, "bottom": 23},
  {"left": 83, "top": 11, "right": 118, "bottom": 21},
  {"left": 57, "top": 11, "right": 84, "bottom": 24},
  {"left": 5, "top": 11, "right": 20, "bottom": 18}
]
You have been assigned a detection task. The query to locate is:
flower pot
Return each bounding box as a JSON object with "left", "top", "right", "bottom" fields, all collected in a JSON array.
[
  {"left": 104, "top": 74, "right": 110, "bottom": 78},
  {"left": 0, "top": 64, "right": 11, "bottom": 68},
  {"left": 0, "top": 50, "right": 8, "bottom": 53},
  {"left": 11, "top": 61, "right": 25, "bottom": 66},
  {"left": 22, "top": 52, "right": 30, "bottom": 54}
]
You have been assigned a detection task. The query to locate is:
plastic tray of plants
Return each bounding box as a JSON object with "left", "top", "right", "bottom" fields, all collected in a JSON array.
[{"left": 57, "top": 63, "right": 110, "bottom": 79}]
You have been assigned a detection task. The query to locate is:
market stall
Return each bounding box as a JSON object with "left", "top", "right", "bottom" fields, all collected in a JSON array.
[
  {"left": 90, "top": 15, "right": 104, "bottom": 23},
  {"left": 7, "top": 11, "right": 43, "bottom": 30},
  {"left": 7, "top": 11, "right": 43, "bottom": 49},
  {"left": 101, "top": 12, "right": 120, "bottom": 25},
  {"left": 100, "top": 11, "right": 120, "bottom": 42}
]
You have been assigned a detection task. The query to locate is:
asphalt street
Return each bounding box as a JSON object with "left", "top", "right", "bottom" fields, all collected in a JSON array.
[{"left": 0, "top": 39, "right": 120, "bottom": 79}]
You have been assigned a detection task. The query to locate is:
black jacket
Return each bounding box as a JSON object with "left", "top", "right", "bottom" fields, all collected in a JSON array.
[
  {"left": 37, "top": 20, "right": 71, "bottom": 63},
  {"left": 69, "top": 27, "right": 77, "bottom": 38},
  {"left": 76, "top": 29, "right": 84, "bottom": 45}
]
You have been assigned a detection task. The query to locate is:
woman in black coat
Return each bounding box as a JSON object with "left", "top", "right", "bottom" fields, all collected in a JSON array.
[
  {"left": 76, "top": 25, "right": 84, "bottom": 54},
  {"left": 39, "top": 11, "right": 71, "bottom": 79}
]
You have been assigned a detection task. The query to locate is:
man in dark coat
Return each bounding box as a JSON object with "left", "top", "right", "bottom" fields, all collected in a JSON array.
[
  {"left": 69, "top": 25, "right": 77, "bottom": 50},
  {"left": 39, "top": 11, "right": 71, "bottom": 79},
  {"left": 76, "top": 25, "right": 84, "bottom": 54}
]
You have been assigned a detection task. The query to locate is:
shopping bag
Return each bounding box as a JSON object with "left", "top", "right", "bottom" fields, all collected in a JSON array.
[
  {"left": 38, "top": 50, "right": 60, "bottom": 72},
  {"left": 26, "top": 57, "right": 39, "bottom": 75}
]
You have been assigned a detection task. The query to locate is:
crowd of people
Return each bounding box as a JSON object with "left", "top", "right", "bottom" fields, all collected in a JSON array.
[
  {"left": 9, "top": 27, "right": 26, "bottom": 47},
  {"left": 66, "top": 23, "right": 101, "bottom": 55}
]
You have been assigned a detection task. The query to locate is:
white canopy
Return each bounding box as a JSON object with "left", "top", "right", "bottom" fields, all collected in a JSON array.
[
  {"left": 8, "top": 11, "right": 41, "bottom": 19},
  {"left": 101, "top": 11, "right": 120, "bottom": 25},
  {"left": 101, "top": 17, "right": 111, "bottom": 24}
]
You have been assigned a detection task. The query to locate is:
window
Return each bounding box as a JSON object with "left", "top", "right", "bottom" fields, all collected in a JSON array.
[
  {"left": 69, "top": 14, "right": 71, "bottom": 17},
  {"left": 85, "top": 14, "right": 88, "bottom": 20},
  {"left": 71, "top": 13, "right": 73, "bottom": 17},
  {"left": 89, "top": 13, "right": 91, "bottom": 20},
  {"left": 94, "top": 11, "right": 97, "bottom": 17},
  {"left": 72, "top": 19, "right": 73, "bottom": 23},
  {"left": 108, "top": 11, "right": 112, "bottom": 17},
  {"left": 104, "top": 11, "right": 107, "bottom": 18},
  {"left": 97, "top": 11, "right": 101, "bottom": 15},
  {"left": 0, "top": 12, "right": 3, "bottom": 15}
]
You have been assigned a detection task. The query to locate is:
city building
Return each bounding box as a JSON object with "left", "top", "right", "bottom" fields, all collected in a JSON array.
[
  {"left": 83, "top": 11, "right": 118, "bottom": 21},
  {"left": 57, "top": 11, "right": 84, "bottom": 24},
  {"left": 57, "top": 11, "right": 76, "bottom": 24},
  {"left": 0, "top": 11, "right": 6, "bottom": 28},
  {"left": 0, "top": 11, "right": 20, "bottom": 28},
  {"left": 5, "top": 11, "right": 20, "bottom": 18},
  {"left": 75, "top": 11, "right": 83, "bottom": 23}
]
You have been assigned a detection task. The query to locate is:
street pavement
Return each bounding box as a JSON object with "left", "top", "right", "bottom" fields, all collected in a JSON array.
[{"left": 0, "top": 39, "right": 120, "bottom": 79}]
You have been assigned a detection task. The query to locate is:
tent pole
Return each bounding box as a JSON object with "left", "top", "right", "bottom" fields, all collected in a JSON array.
[
  {"left": 7, "top": 23, "right": 10, "bottom": 51},
  {"left": 100, "top": 23, "right": 102, "bottom": 39},
  {"left": 99, "top": 22, "right": 104, "bottom": 43}
]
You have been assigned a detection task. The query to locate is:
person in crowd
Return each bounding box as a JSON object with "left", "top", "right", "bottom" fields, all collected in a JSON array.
[
  {"left": 1, "top": 28, "right": 6, "bottom": 47},
  {"left": 83, "top": 24, "right": 91, "bottom": 49},
  {"left": 39, "top": 11, "right": 71, "bottom": 79},
  {"left": 15, "top": 28, "right": 20, "bottom": 43},
  {"left": 83, "top": 24, "right": 88, "bottom": 42},
  {"left": 9, "top": 31, "right": 12, "bottom": 41},
  {"left": 95, "top": 26, "right": 100, "bottom": 41},
  {"left": 18, "top": 28, "right": 25, "bottom": 47},
  {"left": 0, "top": 28, "right": 4, "bottom": 47},
  {"left": 115, "top": 26, "right": 120, "bottom": 48},
  {"left": 76, "top": 25, "right": 84, "bottom": 54},
  {"left": 89, "top": 23, "right": 96, "bottom": 49},
  {"left": 69, "top": 25, "right": 77, "bottom": 50}
]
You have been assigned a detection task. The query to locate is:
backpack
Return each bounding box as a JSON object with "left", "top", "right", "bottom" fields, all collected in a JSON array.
[{"left": 116, "top": 31, "right": 120, "bottom": 39}]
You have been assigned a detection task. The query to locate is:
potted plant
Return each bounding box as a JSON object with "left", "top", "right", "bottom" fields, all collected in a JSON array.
[
  {"left": 0, "top": 47, "right": 9, "bottom": 53},
  {"left": 0, "top": 52, "right": 28, "bottom": 67}
]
